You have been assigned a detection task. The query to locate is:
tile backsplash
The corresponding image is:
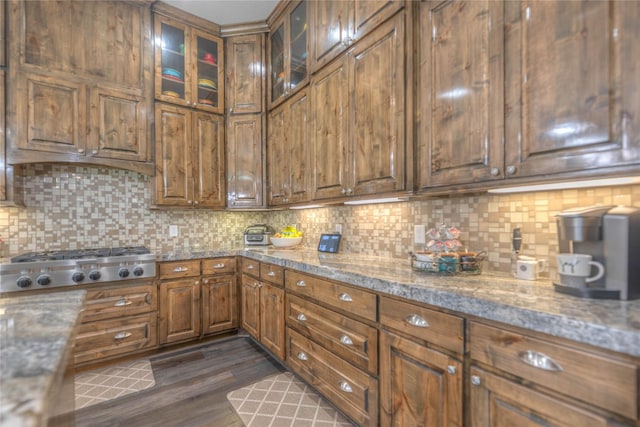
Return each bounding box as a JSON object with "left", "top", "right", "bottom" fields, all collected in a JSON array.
[{"left": 2, "top": 164, "right": 639, "bottom": 280}]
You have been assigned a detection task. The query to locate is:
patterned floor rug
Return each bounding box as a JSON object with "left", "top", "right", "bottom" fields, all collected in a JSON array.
[
  {"left": 227, "top": 372, "right": 354, "bottom": 427},
  {"left": 74, "top": 359, "right": 155, "bottom": 409}
]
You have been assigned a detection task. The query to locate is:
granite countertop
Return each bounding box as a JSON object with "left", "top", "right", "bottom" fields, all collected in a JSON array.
[
  {"left": 160, "top": 247, "right": 640, "bottom": 358},
  {"left": 0, "top": 290, "right": 86, "bottom": 427}
]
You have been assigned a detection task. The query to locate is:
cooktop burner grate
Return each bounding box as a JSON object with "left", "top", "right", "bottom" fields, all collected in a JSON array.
[{"left": 11, "top": 247, "right": 151, "bottom": 263}]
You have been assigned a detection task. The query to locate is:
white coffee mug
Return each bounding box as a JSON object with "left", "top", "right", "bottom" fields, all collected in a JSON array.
[
  {"left": 556, "top": 253, "right": 605, "bottom": 285},
  {"left": 516, "top": 257, "right": 547, "bottom": 280}
]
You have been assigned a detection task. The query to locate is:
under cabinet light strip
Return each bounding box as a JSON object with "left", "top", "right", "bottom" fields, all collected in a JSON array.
[{"left": 487, "top": 176, "right": 640, "bottom": 194}]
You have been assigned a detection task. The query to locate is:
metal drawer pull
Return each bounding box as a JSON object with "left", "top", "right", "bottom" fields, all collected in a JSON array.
[
  {"left": 173, "top": 266, "right": 188, "bottom": 272},
  {"left": 297, "top": 313, "right": 307, "bottom": 321},
  {"left": 297, "top": 352, "right": 308, "bottom": 361},
  {"left": 214, "top": 263, "right": 225, "bottom": 269},
  {"left": 339, "top": 381, "right": 353, "bottom": 393},
  {"left": 296, "top": 280, "right": 306, "bottom": 287},
  {"left": 338, "top": 293, "right": 353, "bottom": 302},
  {"left": 247, "top": 264, "right": 254, "bottom": 269},
  {"left": 114, "top": 299, "right": 132, "bottom": 307},
  {"left": 114, "top": 332, "right": 132, "bottom": 340},
  {"left": 447, "top": 365, "right": 456, "bottom": 375},
  {"left": 404, "top": 314, "right": 429, "bottom": 328},
  {"left": 267, "top": 271, "right": 276, "bottom": 277},
  {"left": 518, "top": 350, "right": 563, "bottom": 372},
  {"left": 339, "top": 334, "right": 354, "bottom": 346}
]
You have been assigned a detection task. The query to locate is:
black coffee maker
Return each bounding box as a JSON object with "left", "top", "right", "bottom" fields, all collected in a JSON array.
[{"left": 555, "top": 205, "right": 640, "bottom": 300}]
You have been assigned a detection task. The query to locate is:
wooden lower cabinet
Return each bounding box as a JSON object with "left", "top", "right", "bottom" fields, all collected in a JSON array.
[
  {"left": 469, "top": 366, "right": 629, "bottom": 427},
  {"left": 259, "top": 283, "right": 285, "bottom": 360},
  {"left": 241, "top": 273, "right": 261, "bottom": 339},
  {"left": 202, "top": 274, "right": 238, "bottom": 335},
  {"left": 73, "top": 281, "right": 158, "bottom": 366},
  {"left": 379, "top": 331, "right": 463, "bottom": 427},
  {"left": 159, "top": 277, "right": 201, "bottom": 344}
]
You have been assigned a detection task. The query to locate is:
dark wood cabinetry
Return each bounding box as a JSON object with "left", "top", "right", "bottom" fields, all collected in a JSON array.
[
  {"left": 226, "top": 34, "right": 265, "bottom": 115},
  {"left": 201, "top": 258, "right": 238, "bottom": 335},
  {"left": 226, "top": 114, "right": 264, "bottom": 208},
  {"left": 6, "top": 0, "right": 153, "bottom": 175},
  {"left": 159, "top": 277, "right": 201, "bottom": 344},
  {"left": 154, "top": 103, "right": 225, "bottom": 208},
  {"left": 312, "top": 13, "right": 407, "bottom": 200}
]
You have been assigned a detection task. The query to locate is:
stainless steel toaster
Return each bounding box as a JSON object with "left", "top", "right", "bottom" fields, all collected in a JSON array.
[{"left": 244, "top": 224, "right": 276, "bottom": 246}]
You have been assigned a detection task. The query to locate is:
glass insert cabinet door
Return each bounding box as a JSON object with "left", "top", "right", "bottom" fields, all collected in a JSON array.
[
  {"left": 289, "top": 1, "right": 307, "bottom": 92},
  {"left": 193, "top": 29, "right": 223, "bottom": 112},
  {"left": 270, "top": 23, "right": 285, "bottom": 102},
  {"left": 158, "top": 21, "right": 189, "bottom": 104}
]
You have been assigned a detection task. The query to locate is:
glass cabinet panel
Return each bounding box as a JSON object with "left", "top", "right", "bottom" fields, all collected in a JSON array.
[
  {"left": 160, "top": 22, "right": 187, "bottom": 102},
  {"left": 195, "top": 34, "right": 220, "bottom": 109},
  {"left": 270, "top": 23, "right": 285, "bottom": 102},
  {"left": 289, "top": 1, "right": 307, "bottom": 92}
]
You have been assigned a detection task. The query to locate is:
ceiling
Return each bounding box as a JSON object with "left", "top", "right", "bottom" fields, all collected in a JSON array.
[{"left": 161, "top": 0, "right": 280, "bottom": 25}]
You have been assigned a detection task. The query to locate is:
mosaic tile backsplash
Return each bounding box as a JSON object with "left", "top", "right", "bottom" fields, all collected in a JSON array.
[{"left": 2, "top": 164, "right": 640, "bottom": 280}]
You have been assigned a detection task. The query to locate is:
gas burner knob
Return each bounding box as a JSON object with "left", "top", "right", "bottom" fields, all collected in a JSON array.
[
  {"left": 118, "top": 267, "right": 130, "bottom": 278},
  {"left": 72, "top": 272, "right": 85, "bottom": 283},
  {"left": 89, "top": 270, "right": 101, "bottom": 281},
  {"left": 133, "top": 266, "right": 144, "bottom": 277},
  {"left": 17, "top": 276, "right": 33, "bottom": 289},
  {"left": 37, "top": 275, "right": 51, "bottom": 286}
]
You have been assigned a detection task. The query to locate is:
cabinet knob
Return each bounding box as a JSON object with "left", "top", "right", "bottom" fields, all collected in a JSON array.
[
  {"left": 296, "top": 313, "right": 307, "bottom": 321},
  {"left": 404, "top": 314, "right": 429, "bottom": 328},
  {"left": 296, "top": 352, "right": 308, "bottom": 361},
  {"left": 214, "top": 263, "right": 225, "bottom": 269},
  {"left": 341, "top": 188, "right": 347, "bottom": 195},
  {"left": 339, "top": 381, "right": 353, "bottom": 393},
  {"left": 229, "top": 107, "right": 233, "bottom": 114},
  {"left": 346, "top": 188, "right": 353, "bottom": 195},
  {"left": 490, "top": 167, "right": 500, "bottom": 176},
  {"left": 447, "top": 365, "right": 457, "bottom": 375},
  {"left": 195, "top": 280, "right": 200, "bottom": 285},
  {"left": 91, "top": 149, "right": 98, "bottom": 155},
  {"left": 267, "top": 271, "right": 276, "bottom": 277},
  {"left": 203, "top": 279, "right": 209, "bottom": 284},
  {"left": 77, "top": 148, "right": 85, "bottom": 154},
  {"left": 296, "top": 280, "right": 306, "bottom": 287},
  {"left": 247, "top": 264, "right": 254, "bottom": 269},
  {"left": 194, "top": 200, "right": 199, "bottom": 206},
  {"left": 471, "top": 375, "right": 481, "bottom": 386},
  {"left": 506, "top": 165, "right": 517, "bottom": 175},
  {"left": 339, "top": 334, "right": 354, "bottom": 346},
  {"left": 338, "top": 293, "right": 353, "bottom": 302}
]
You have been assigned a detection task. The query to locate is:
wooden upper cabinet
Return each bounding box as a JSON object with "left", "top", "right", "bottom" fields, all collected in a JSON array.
[
  {"left": 154, "top": 14, "right": 224, "bottom": 114},
  {"left": 310, "top": 0, "right": 403, "bottom": 73},
  {"left": 269, "top": 0, "right": 308, "bottom": 108},
  {"left": 418, "top": 0, "right": 504, "bottom": 188},
  {"left": 0, "top": 0, "right": 5, "bottom": 67},
  {"left": 504, "top": 0, "right": 640, "bottom": 179},
  {"left": 267, "top": 89, "right": 311, "bottom": 206},
  {"left": 226, "top": 34, "right": 264, "bottom": 114},
  {"left": 6, "top": 0, "right": 153, "bottom": 174},
  {"left": 312, "top": 13, "right": 406, "bottom": 200},
  {"left": 154, "top": 103, "right": 225, "bottom": 208},
  {"left": 226, "top": 114, "right": 264, "bottom": 208}
]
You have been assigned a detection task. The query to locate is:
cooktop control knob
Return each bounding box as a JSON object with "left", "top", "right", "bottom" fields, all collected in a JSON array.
[
  {"left": 72, "top": 272, "right": 85, "bottom": 283},
  {"left": 118, "top": 268, "right": 130, "bottom": 278},
  {"left": 89, "top": 270, "right": 101, "bottom": 281},
  {"left": 133, "top": 266, "right": 144, "bottom": 277},
  {"left": 17, "top": 276, "right": 33, "bottom": 288},
  {"left": 37, "top": 275, "right": 51, "bottom": 286}
]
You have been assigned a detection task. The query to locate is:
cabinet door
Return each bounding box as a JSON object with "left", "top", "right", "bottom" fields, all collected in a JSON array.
[
  {"left": 260, "top": 283, "right": 285, "bottom": 360},
  {"left": 226, "top": 114, "right": 264, "bottom": 208},
  {"left": 288, "top": 0, "right": 308, "bottom": 94},
  {"left": 267, "top": 104, "right": 289, "bottom": 205},
  {"left": 504, "top": 1, "right": 640, "bottom": 178},
  {"left": 154, "top": 15, "right": 191, "bottom": 107},
  {"left": 311, "top": 56, "right": 349, "bottom": 200},
  {"left": 287, "top": 90, "right": 312, "bottom": 204},
  {"left": 226, "top": 34, "right": 264, "bottom": 114},
  {"left": 419, "top": 0, "right": 504, "bottom": 187},
  {"left": 310, "top": 0, "right": 351, "bottom": 72},
  {"left": 193, "top": 112, "right": 225, "bottom": 208},
  {"left": 202, "top": 274, "right": 238, "bottom": 335},
  {"left": 351, "top": 13, "right": 406, "bottom": 196},
  {"left": 269, "top": 19, "right": 287, "bottom": 104},
  {"left": 192, "top": 28, "right": 224, "bottom": 113},
  {"left": 0, "top": 69, "right": 5, "bottom": 202},
  {"left": 154, "top": 103, "right": 193, "bottom": 206},
  {"left": 240, "top": 274, "right": 261, "bottom": 339},
  {"left": 159, "top": 278, "right": 201, "bottom": 344},
  {"left": 469, "top": 367, "right": 615, "bottom": 427},
  {"left": 15, "top": 72, "right": 86, "bottom": 155},
  {"left": 89, "top": 85, "right": 150, "bottom": 162},
  {"left": 380, "top": 331, "right": 463, "bottom": 427},
  {"left": 353, "top": 0, "right": 403, "bottom": 41}
]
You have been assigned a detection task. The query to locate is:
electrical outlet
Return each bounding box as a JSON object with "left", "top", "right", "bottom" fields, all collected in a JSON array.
[
  {"left": 335, "top": 223, "right": 343, "bottom": 234},
  {"left": 169, "top": 225, "right": 178, "bottom": 237},
  {"left": 414, "top": 225, "right": 426, "bottom": 245}
]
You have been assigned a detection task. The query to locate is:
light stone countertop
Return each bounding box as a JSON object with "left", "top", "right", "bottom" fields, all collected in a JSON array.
[
  {"left": 0, "top": 290, "right": 86, "bottom": 427},
  {"left": 160, "top": 247, "right": 640, "bottom": 358}
]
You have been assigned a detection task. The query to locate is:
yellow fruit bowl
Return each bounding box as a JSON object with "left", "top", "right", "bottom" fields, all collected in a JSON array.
[{"left": 270, "top": 237, "right": 302, "bottom": 248}]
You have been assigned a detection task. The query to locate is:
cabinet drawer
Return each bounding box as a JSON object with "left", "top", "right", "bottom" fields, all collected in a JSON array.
[
  {"left": 470, "top": 322, "right": 638, "bottom": 420},
  {"left": 158, "top": 260, "right": 200, "bottom": 279},
  {"left": 202, "top": 257, "right": 236, "bottom": 275},
  {"left": 74, "top": 313, "right": 158, "bottom": 365},
  {"left": 286, "top": 271, "right": 377, "bottom": 322},
  {"left": 242, "top": 258, "right": 260, "bottom": 277},
  {"left": 81, "top": 283, "right": 157, "bottom": 323},
  {"left": 287, "top": 328, "right": 378, "bottom": 427},
  {"left": 287, "top": 294, "right": 378, "bottom": 375},
  {"left": 260, "top": 262, "right": 284, "bottom": 287},
  {"left": 380, "top": 297, "right": 464, "bottom": 354}
]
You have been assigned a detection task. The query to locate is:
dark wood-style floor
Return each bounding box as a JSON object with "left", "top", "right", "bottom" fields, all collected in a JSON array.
[{"left": 74, "top": 335, "right": 286, "bottom": 427}]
